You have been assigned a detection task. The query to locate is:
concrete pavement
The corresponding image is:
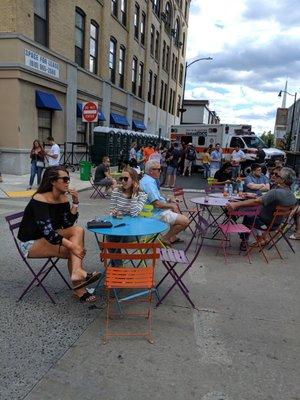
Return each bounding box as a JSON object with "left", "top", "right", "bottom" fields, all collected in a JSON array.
[{"left": 0, "top": 190, "right": 299, "bottom": 400}]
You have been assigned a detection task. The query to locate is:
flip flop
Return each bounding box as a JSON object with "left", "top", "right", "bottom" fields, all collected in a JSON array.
[
  {"left": 73, "top": 272, "right": 101, "bottom": 290},
  {"left": 171, "top": 238, "right": 185, "bottom": 244},
  {"left": 289, "top": 233, "right": 300, "bottom": 240},
  {"left": 77, "top": 292, "right": 97, "bottom": 303}
]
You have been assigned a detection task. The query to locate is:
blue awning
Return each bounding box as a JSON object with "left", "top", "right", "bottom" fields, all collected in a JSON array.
[
  {"left": 98, "top": 111, "right": 106, "bottom": 121},
  {"left": 110, "top": 112, "right": 129, "bottom": 127},
  {"left": 77, "top": 102, "right": 82, "bottom": 117},
  {"left": 132, "top": 119, "right": 147, "bottom": 131},
  {"left": 36, "top": 90, "right": 62, "bottom": 110}
]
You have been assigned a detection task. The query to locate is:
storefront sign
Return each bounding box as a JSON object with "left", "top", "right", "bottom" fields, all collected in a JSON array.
[{"left": 24, "top": 49, "right": 60, "bottom": 78}]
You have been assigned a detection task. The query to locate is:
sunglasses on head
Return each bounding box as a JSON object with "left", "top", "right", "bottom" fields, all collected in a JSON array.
[
  {"left": 56, "top": 176, "right": 70, "bottom": 183},
  {"left": 119, "top": 176, "right": 129, "bottom": 182}
]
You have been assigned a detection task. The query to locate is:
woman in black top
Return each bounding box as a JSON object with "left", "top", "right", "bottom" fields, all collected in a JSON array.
[
  {"left": 18, "top": 166, "right": 100, "bottom": 302},
  {"left": 214, "top": 162, "right": 233, "bottom": 183}
]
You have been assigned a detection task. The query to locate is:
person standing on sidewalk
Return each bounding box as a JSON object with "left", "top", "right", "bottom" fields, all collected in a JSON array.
[
  {"left": 183, "top": 143, "right": 196, "bottom": 177},
  {"left": 46, "top": 136, "right": 60, "bottom": 166},
  {"left": 210, "top": 143, "right": 223, "bottom": 178},
  {"left": 231, "top": 144, "right": 246, "bottom": 179},
  {"left": 27, "top": 140, "right": 47, "bottom": 190}
]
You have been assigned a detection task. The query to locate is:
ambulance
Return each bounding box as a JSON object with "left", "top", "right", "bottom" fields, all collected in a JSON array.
[{"left": 169, "top": 123, "right": 285, "bottom": 172}]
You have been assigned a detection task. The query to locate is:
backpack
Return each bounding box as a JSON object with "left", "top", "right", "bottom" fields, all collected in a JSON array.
[{"left": 186, "top": 147, "right": 196, "bottom": 161}]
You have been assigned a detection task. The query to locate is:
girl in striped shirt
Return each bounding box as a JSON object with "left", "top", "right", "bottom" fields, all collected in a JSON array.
[{"left": 110, "top": 167, "right": 147, "bottom": 217}]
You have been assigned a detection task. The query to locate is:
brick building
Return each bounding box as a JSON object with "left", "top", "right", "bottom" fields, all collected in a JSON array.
[{"left": 0, "top": 0, "right": 190, "bottom": 173}]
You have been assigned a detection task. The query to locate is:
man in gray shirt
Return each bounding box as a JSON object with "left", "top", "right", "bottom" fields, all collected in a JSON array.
[{"left": 227, "top": 167, "right": 297, "bottom": 250}]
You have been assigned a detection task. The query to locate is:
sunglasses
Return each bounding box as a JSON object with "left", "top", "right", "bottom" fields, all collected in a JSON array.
[
  {"left": 151, "top": 168, "right": 161, "bottom": 171},
  {"left": 56, "top": 176, "right": 70, "bottom": 183},
  {"left": 119, "top": 176, "right": 129, "bottom": 182}
]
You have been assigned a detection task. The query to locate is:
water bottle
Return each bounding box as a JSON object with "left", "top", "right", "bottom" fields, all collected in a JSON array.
[
  {"left": 223, "top": 183, "right": 229, "bottom": 197},
  {"left": 238, "top": 181, "right": 244, "bottom": 196},
  {"left": 228, "top": 184, "right": 233, "bottom": 198}
]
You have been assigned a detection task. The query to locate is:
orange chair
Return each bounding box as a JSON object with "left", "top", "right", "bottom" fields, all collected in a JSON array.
[{"left": 100, "top": 242, "right": 160, "bottom": 344}]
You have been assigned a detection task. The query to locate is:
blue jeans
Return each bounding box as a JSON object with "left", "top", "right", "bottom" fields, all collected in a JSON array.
[
  {"left": 203, "top": 163, "right": 210, "bottom": 178},
  {"left": 29, "top": 161, "right": 43, "bottom": 186}
]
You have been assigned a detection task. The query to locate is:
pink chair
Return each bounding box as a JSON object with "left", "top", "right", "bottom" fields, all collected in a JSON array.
[{"left": 217, "top": 206, "right": 260, "bottom": 263}]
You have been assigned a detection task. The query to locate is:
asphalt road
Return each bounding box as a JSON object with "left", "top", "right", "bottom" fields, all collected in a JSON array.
[{"left": 0, "top": 190, "right": 299, "bottom": 400}]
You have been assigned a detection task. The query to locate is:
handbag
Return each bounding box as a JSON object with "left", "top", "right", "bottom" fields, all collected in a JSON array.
[
  {"left": 36, "top": 160, "right": 45, "bottom": 168},
  {"left": 87, "top": 220, "right": 113, "bottom": 229}
]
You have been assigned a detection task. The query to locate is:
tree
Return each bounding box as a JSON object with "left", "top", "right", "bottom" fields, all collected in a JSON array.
[{"left": 260, "top": 131, "right": 275, "bottom": 147}]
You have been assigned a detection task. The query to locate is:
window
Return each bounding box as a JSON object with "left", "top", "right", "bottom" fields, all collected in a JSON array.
[
  {"left": 172, "top": 90, "right": 175, "bottom": 114},
  {"left": 38, "top": 109, "right": 52, "bottom": 142},
  {"left": 152, "top": 74, "right": 157, "bottom": 105},
  {"left": 77, "top": 117, "right": 87, "bottom": 143},
  {"left": 150, "top": 25, "right": 155, "bottom": 55},
  {"left": 109, "top": 37, "right": 117, "bottom": 84},
  {"left": 148, "top": 70, "right": 153, "bottom": 102},
  {"left": 34, "top": 0, "right": 48, "bottom": 46},
  {"left": 182, "top": 32, "right": 185, "bottom": 56},
  {"left": 165, "top": 2, "right": 172, "bottom": 34},
  {"left": 152, "top": 0, "right": 160, "bottom": 16},
  {"left": 177, "top": 95, "right": 181, "bottom": 117},
  {"left": 155, "top": 31, "right": 160, "bottom": 60},
  {"left": 169, "top": 89, "right": 173, "bottom": 113},
  {"left": 162, "top": 41, "right": 166, "bottom": 68},
  {"left": 119, "top": 45, "right": 126, "bottom": 88},
  {"left": 134, "top": 3, "right": 140, "bottom": 40},
  {"left": 184, "top": 1, "right": 188, "bottom": 19},
  {"left": 75, "top": 8, "right": 85, "bottom": 67},
  {"left": 174, "top": 18, "right": 180, "bottom": 45},
  {"left": 163, "top": 82, "right": 167, "bottom": 111},
  {"left": 171, "top": 53, "right": 175, "bottom": 78},
  {"left": 165, "top": 45, "right": 170, "bottom": 72},
  {"left": 132, "top": 56, "right": 138, "bottom": 94},
  {"left": 198, "top": 136, "right": 205, "bottom": 146},
  {"left": 159, "top": 80, "right": 164, "bottom": 108},
  {"left": 141, "top": 12, "right": 146, "bottom": 45},
  {"left": 120, "top": 0, "right": 126, "bottom": 25},
  {"left": 111, "top": 0, "right": 118, "bottom": 17},
  {"left": 179, "top": 64, "right": 183, "bottom": 85},
  {"left": 138, "top": 62, "right": 144, "bottom": 98},
  {"left": 89, "top": 21, "right": 98, "bottom": 74},
  {"left": 174, "top": 57, "right": 178, "bottom": 80}
]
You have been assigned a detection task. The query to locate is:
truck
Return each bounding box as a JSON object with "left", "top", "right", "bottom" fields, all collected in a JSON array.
[{"left": 169, "top": 123, "right": 286, "bottom": 172}]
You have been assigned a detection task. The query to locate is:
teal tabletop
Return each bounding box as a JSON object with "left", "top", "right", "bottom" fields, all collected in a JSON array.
[{"left": 86, "top": 215, "right": 168, "bottom": 237}]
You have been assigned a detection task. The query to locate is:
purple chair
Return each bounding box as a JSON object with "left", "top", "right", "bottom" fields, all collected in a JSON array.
[
  {"left": 156, "top": 215, "right": 209, "bottom": 308},
  {"left": 5, "top": 211, "right": 71, "bottom": 304}
]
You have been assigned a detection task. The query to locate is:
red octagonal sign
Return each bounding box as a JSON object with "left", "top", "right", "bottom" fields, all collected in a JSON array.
[{"left": 82, "top": 101, "right": 98, "bottom": 123}]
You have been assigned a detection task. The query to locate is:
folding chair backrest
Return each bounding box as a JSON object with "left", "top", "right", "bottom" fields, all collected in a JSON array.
[
  {"left": 266, "top": 205, "right": 296, "bottom": 233},
  {"left": 172, "top": 187, "right": 190, "bottom": 209},
  {"left": 100, "top": 242, "right": 160, "bottom": 268},
  {"left": 5, "top": 211, "right": 25, "bottom": 258}
]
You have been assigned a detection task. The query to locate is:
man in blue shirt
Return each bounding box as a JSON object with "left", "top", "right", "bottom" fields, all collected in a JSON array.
[
  {"left": 140, "top": 160, "right": 189, "bottom": 246},
  {"left": 244, "top": 163, "right": 270, "bottom": 195},
  {"left": 210, "top": 143, "right": 223, "bottom": 178}
]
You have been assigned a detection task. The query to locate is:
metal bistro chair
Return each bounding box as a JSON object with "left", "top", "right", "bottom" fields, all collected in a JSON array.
[
  {"left": 89, "top": 175, "right": 107, "bottom": 199},
  {"left": 248, "top": 205, "right": 297, "bottom": 263},
  {"left": 172, "top": 187, "right": 198, "bottom": 233},
  {"left": 5, "top": 211, "right": 71, "bottom": 304},
  {"left": 100, "top": 242, "right": 160, "bottom": 344},
  {"left": 156, "top": 215, "right": 209, "bottom": 308}
]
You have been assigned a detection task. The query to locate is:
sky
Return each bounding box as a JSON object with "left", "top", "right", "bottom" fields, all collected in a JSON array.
[{"left": 185, "top": 0, "right": 300, "bottom": 135}]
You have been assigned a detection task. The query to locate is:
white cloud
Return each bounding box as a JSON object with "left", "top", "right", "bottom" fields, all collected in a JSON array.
[{"left": 186, "top": 0, "right": 300, "bottom": 134}]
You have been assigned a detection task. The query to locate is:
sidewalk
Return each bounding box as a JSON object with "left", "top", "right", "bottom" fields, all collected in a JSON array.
[{"left": 0, "top": 172, "right": 91, "bottom": 198}]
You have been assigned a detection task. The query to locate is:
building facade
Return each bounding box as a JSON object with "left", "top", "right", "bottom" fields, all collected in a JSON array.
[
  {"left": 181, "top": 99, "right": 220, "bottom": 124},
  {"left": 0, "top": 0, "right": 190, "bottom": 173}
]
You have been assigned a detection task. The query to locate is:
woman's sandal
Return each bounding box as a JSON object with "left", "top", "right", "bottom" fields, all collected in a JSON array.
[
  {"left": 72, "top": 272, "right": 101, "bottom": 290},
  {"left": 77, "top": 292, "right": 97, "bottom": 303},
  {"left": 289, "top": 233, "right": 300, "bottom": 240}
]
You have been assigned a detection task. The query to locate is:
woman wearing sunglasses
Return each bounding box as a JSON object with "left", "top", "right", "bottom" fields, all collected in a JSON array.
[
  {"left": 110, "top": 167, "right": 147, "bottom": 217},
  {"left": 18, "top": 166, "right": 100, "bottom": 303}
]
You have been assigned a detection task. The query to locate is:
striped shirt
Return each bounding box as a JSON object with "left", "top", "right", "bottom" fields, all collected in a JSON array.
[{"left": 110, "top": 188, "right": 147, "bottom": 217}]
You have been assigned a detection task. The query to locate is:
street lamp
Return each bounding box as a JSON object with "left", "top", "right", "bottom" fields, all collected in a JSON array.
[
  {"left": 278, "top": 90, "right": 297, "bottom": 151},
  {"left": 179, "top": 57, "right": 213, "bottom": 124}
]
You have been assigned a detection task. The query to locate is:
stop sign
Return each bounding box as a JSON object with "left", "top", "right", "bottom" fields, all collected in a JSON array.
[{"left": 82, "top": 101, "right": 98, "bottom": 122}]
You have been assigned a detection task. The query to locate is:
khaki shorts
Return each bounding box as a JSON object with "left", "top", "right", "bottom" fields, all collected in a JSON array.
[{"left": 158, "top": 209, "right": 179, "bottom": 225}]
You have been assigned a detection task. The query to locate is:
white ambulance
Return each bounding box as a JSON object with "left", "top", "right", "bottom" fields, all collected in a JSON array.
[{"left": 169, "top": 123, "right": 285, "bottom": 171}]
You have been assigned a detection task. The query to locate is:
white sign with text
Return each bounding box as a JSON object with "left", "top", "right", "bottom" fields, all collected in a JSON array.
[{"left": 24, "top": 49, "right": 60, "bottom": 78}]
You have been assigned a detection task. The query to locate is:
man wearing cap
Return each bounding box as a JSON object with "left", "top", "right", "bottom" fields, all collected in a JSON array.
[{"left": 183, "top": 143, "right": 196, "bottom": 177}]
